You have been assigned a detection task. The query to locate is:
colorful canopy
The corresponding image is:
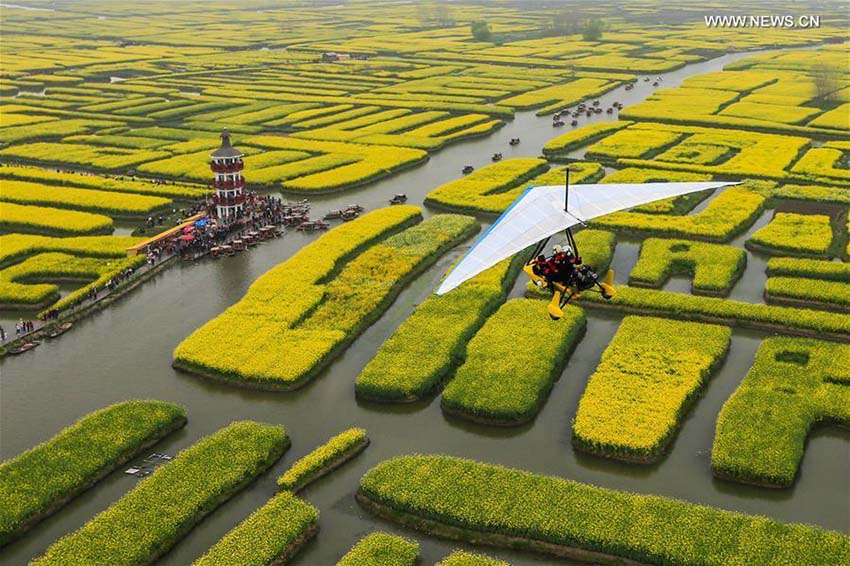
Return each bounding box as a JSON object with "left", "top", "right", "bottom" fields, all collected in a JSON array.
[{"left": 434, "top": 181, "right": 739, "bottom": 295}]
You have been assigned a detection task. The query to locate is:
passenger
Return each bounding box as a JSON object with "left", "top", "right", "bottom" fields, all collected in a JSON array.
[
  {"left": 532, "top": 254, "right": 555, "bottom": 278},
  {"left": 551, "top": 245, "right": 578, "bottom": 286}
]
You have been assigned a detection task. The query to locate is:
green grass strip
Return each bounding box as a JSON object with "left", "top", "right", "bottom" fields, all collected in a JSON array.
[
  {"left": 571, "top": 285, "right": 850, "bottom": 342},
  {"left": 336, "top": 532, "right": 419, "bottom": 566},
  {"left": 277, "top": 428, "right": 369, "bottom": 492},
  {"left": 193, "top": 491, "right": 318, "bottom": 566},
  {"left": 358, "top": 455, "right": 850, "bottom": 565},
  {"left": 436, "top": 550, "right": 510, "bottom": 566},
  {"left": 712, "top": 338, "right": 850, "bottom": 487},
  {"left": 766, "top": 257, "right": 850, "bottom": 282},
  {"left": 765, "top": 277, "right": 850, "bottom": 311},
  {"left": 0, "top": 400, "right": 186, "bottom": 547},
  {"left": 33, "top": 421, "right": 289, "bottom": 565},
  {"left": 441, "top": 299, "right": 586, "bottom": 425}
]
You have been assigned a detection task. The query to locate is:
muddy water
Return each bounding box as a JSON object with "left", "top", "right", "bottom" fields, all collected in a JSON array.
[{"left": 2, "top": 47, "right": 848, "bottom": 566}]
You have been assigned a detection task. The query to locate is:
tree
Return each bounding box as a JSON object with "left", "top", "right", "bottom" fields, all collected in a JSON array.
[
  {"left": 581, "top": 19, "right": 605, "bottom": 41},
  {"left": 546, "top": 10, "right": 578, "bottom": 36},
  {"left": 812, "top": 62, "right": 842, "bottom": 104},
  {"left": 416, "top": 2, "right": 454, "bottom": 28},
  {"left": 471, "top": 20, "right": 491, "bottom": 42}
]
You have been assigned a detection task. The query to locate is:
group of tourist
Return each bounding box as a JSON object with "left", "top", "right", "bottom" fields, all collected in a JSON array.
[
  {"left": 12, "top": 320, "right": 35, "bottom": 338},
  {"left": 139, "top": 191, "right": 295, "bottom": 262}
]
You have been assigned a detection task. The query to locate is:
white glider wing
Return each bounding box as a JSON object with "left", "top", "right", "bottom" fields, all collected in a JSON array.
[{"left": 434, "top": 180, "right": 738, "bottom": 295}]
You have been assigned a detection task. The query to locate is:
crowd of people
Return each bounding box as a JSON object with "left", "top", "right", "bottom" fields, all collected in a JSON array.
[{"left": 141, "top": 191, "right": 295, "bottom": 261}]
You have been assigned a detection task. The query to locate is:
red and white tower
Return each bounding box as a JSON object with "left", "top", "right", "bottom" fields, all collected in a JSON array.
[{"left": 210, "top": 129, "right": 245, "bottom": 219}]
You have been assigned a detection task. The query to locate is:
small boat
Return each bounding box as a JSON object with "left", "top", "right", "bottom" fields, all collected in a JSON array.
[
  {"left": 462, "top": 165, "right": 474, "bottom": 174},
  {"left": 552, "top": 112, "right": 561, "bottom": 120},
  {"left": 594, "top": 107, "right": 602, "bottom": 114},
  {"left": 592, "top": 100, "right": 600, "bottom": 106},
  {"left": 296, "top": 220, "right": 330, "bottom": 232},
  {"left": 644, "top": 77, "right": 650, "bottom": 82},
  {"left": 509, "top": 138, "right": 520, "bottom": 146},
  {"left": 46, "top": 322, "right": 72, "bottom": 339},
  {"left": 553, "top": 120, "right": 564, "bottom": 127},
  {"left": 263, "top": 224, "right": 284, "bottom": 237},
  {"left": 572, "top": 112, "right": 579, "bottom": 118},
  {"left": 324, "top": 209, "right": 343, "bottom": 220},
  {"left": 8, "top": 341, "right": 39, "bottom": 355},
  {"left": 624, "top": 84, "right": 634, "bottom": 91},
  {"left": 571, "top": 120, "right": 578, "bottom": 126},
  {"left": 232, "top": 240, "right": 246, "bottom": 251},
  {"left": 606, "top": 108, "right": 614, "bottom": 114},
  {"left": 652, "top": 81, "right": 659, "bottom": 86},
  {"left": 221, "top": 245, "right": 235, "bottom": 256},
  {"left": 345, "top": 204, "right": 364, "bottom": 213},
  {"left": 210, "top": 246, "right": 222, "bottom": 258},
  {"left": 340, "top": 209, "right": 359, "bottom": 221},
  {"left": 586, "top": 111, "right": 592, "bottom": 117},
  {"left": 492, "top": 152, "right": 502, "bottom": 162},
  {"left": 390, "top": 193, "right": 408, "bottom": 205}
]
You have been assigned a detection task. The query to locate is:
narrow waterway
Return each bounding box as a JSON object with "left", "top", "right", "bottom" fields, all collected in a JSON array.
[{"left": 1, "top": 45, "right": 847, "bottom": 566}]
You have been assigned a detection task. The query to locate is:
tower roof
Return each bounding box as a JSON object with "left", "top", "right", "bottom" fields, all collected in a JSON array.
[{"left": 210, "top": 129, "right": 243, "bottom": 159}]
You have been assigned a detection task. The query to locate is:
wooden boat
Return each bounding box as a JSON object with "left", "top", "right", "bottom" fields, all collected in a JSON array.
[
  {"left": 296, "top": 220, "right": 330, "bottom": 232},
  {"left": 264, "top": 224, "right": 283, "bottom": 237},
  {"left": 462, "top": 165, "right": 474, "bottom": 174},
  {"left": 8, "top": 341, "right": 39, "bottom": 355},
  {"left": 509, "top": 138, "right": 520, "bottom": 146},
  {"left": 390, "top": 193, "right": 408, "bottom": 204},
  {"left": 46, "top": 322, "right": 72, "bottom": 339}
]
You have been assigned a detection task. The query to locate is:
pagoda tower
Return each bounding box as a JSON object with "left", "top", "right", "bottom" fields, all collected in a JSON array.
[{"left": 210, "top": 129, "right": 245, "bottom": 219}]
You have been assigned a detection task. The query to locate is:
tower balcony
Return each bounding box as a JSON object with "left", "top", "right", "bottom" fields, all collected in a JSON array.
[
  {"left": 211, "top": 159, "right": 244, "bottom": 174},
  {"left": 212, "top": 178, "right": 245, "bottom": 190},
  {"left": 212, "top": 194, "right": 246, "bottom": 207}
]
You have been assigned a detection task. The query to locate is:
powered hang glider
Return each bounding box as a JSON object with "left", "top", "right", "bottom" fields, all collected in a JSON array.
[{"left": 434, "top": 172, "right": 739, "bottom": 320}]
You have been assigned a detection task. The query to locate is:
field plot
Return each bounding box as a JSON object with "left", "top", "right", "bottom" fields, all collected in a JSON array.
[
  {"left": 0, "top": 401, "right": 186, "bottom": 546},
  {"left": 33, "top": 421, "right": 289, "bottom": 565},
  {"left": 713, "top": 338, "right": 850, "bottom": 487},
  {"left": 359, "top": 455, "right": 850, "bottom": 565},
  {"left": 356, "top": 256, "right": 525, "bottom": 402},
  {"left": 441, "top": 299, "right": 586, "bottom": 425},
  {"left": 629, "top": 238, "right": 746, "bottom": 295},
  {"left": 573, "top": 317, "right": 730, "bottom": 462},
  {"left": 0, "top": 233, "right": 145, "bottom": 313},
  {"left": 173, "top": 208, "right": 479, "bottom": 389},
  {"left": 2, "top": 2, "right": 850, "bottom": 565},
  {"left": 425, "top": 158, "right": 603, "bottom": 214}
]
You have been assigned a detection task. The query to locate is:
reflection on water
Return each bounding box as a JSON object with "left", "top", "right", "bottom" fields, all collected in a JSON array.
[{"left": 1, "top": 47, "right": 848, "bottom": 566}]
